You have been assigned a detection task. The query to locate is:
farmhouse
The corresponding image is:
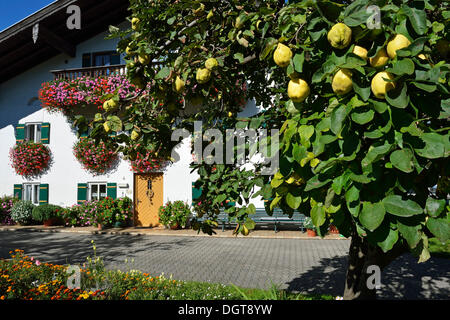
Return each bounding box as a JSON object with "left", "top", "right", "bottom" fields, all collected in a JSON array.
[{"left": 0, "top": 0, "right": 265, "bottom": 227}]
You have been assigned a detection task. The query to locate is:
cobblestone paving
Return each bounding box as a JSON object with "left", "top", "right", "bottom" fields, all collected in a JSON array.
[{"left": 0, "top": 230, "right": 448, "bottom": 299}]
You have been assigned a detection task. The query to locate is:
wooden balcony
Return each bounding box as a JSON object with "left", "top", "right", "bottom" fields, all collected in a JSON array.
[{"left": 50, "top": 64, "right": 127, "bottom": 80}]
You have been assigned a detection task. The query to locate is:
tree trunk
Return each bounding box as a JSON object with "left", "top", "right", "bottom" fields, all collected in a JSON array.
[{"left": 343, "top": 230, "right": 407, "bottom": 300}]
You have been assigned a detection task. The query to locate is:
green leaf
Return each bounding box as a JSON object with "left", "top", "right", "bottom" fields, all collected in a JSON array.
[
  {"left": 382, "top": 195, "right": 423, "bottom": 217},
  {"left": 397, "top": 220, "right": 421, "bottom": 249},
  {"left": 425, "top": 198, "right": 446, "bottom": 218},
  {"left": 359, "top": 202, "right": 386, "bottom": 232},
  {"left": 106, "top": 116, "right": 122, "bottom": 132},
  {"left": 345, "top": 185, "right": 360, "bottom": 217},
  {"left": 260, "top": 38, "right": 277, "bottom": 60},
  {"left": 304, "top": 175, "right": 332, "bottom": 192},
  {"left": 390, "top": 149, "right": 414, "bottom": 173},
  {"left": 311, "top": 205, "right": 326, "bottom": 227},
  {"left": 414, "top": 133, "right": 449, "bottom": 159},
  {"left": 386, "top": 59, "right": 415, "bottom": 76},
  {"left": 402, "top": 4, "right": 428, "bottom": 35},
  {"left": 293, "top": 52, "right": 305, "bottom": 73},
  {"left": 246, "top": 204, "right": 256, "bottom": 215},
  {"left": 286, "top": 192, "right": 302, "bottom": 210},
  {"left": 377, "top": 228, "right": 399, "bottom": 253},
  {"left": 386, "top": 83, "right": 409, "bottom": 109},
  {"left": 233, "top": 52, "right": 244, "bottom": 63},
  {"left": 426, "top": 217, "right": 450, "bottom": 242},
  {"left": 397, "top": 37, "right": 428, "bottom": 57},
  {"left": 155, "top": 67, "right": 171, "bottom": 80},
  {"left": 412, "top": 82, "right": 437, "bottom": 93},
  {"left": 330, "top": 104, "right": 350, "bottom": 136},
  {"left": 351, "top": 109, "right": 374, "bottom": 125}
]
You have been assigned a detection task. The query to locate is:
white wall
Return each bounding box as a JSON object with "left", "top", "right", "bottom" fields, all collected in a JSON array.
[
  {"left": 0, "top": 23, "right": 133, "bottom": 206},
  {"left": 0, "top": 20, "right": 270, "bottom": 210}
]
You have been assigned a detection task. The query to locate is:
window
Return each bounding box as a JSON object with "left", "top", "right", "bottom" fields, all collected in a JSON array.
[
  {"left": 88, "top": 183, "right": 107, "bottom": 201},
  {"left": 23, "top": 183, "right": 40, "bottom": 205},
  {"left": 82, "top": 51, "right": 121, "bottom": 68},
  {"left": 25, "top": 123, "right": 42, "bottom": 143}
]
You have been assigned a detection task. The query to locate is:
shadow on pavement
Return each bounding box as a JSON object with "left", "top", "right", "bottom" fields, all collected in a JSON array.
[
  {"left": 285, "top": 253, "right": 450, "bottom": 299},
  {"left": 0, "top": 230, "right": 194, "bottom": 267}
]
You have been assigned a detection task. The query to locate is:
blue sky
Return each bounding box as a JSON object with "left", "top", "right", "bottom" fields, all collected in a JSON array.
[{"left": 0, "top": 0, "right": 55, "bottom": 32}]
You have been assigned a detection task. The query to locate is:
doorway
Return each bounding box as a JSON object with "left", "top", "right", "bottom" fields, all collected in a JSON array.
[{"left": 134, "top": 173, "right": 164, "bottom": 227}]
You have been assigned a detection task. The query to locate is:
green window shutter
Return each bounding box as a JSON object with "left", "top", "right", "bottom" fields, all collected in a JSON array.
[
  {"left": 107, "top": 183, "right": 117, "bottom": 199},
  {"left": 40, "top": 123, "right": 50, "bottom": 144},
  {"left": 192, "top": 182, "right": 202, "bottom": 204},
  {"left": 16, "top": 124, "right": 25, "bottom": 143},
  {"left": 14, "top": 184, "right": 23, "bottom": 200},
  {"left": 39, "top": 184, "right": 49, "bottom": 205},
  {"left": 77, "top": 183, "right": 87, "bottom": 204},
  {"left": 108, "top": 132, "right": 117, "bottom": 137}
]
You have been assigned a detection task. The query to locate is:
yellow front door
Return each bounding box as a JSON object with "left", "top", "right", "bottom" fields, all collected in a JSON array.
[{"left": 134, "top": 173, "right": 164, "bottom": 227}]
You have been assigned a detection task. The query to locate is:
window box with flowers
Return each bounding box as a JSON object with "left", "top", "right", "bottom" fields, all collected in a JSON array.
[
  {"left": 38, "top": 75, "right": 140, "bottom": 115},
  {"left": 9, "top": 141, "right": 52, "bottom": 178},
  {"left": 73, "top": 138, "right": 119, "bottom": 175}
]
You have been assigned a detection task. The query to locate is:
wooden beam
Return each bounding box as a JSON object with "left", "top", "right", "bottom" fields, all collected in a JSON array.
[{"left": 39, "top": 25, "right": 76, "bottom": 57}]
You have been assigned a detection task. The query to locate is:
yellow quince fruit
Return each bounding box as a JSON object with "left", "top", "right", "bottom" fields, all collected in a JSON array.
[
  {"left": 273, "top": 43, "right": 293, "bottom": 68},
  {"left": 103, "top": 99, "right": 118, "bottom": 112},
  {"left": 196, "top": 68, "right": 211, "bottom": 84},
  {"left": 327, "top": 23, "right": 352, "bottom": 49},
  {"left": 369, "top": 48, "right": 389, "bottom": 68},
  {"left": 138, "top": 53, "right": 151, "bottom": 65},
  {"left": 387, "top": 34, "right": 411, "bottom": 59},
  {"left": 332, "top": 69, "right": 353, "bottom": 95},
  {"left": 352, "top": 45, "right": 368, "bottom": 61},
  {"left": 287, "top": 78, "right": 310, "bottom": 103},
  {"left": 130, "top": 130, "right": 140, "bottom": 141},
  {"left": 371, "top": 71, "right": 396, "bottom": 99},
  {"left": 205, "top": 58, "right": 218, "bottom": 71},
  {"left": 174, "top": 76, "right": 185, "bottom": 93},
  {"left": 131, "top": 17, "right": 140, "bottom": 31},
  {"left": 103, "top": 122, "right": 111, "bottom": 133}
]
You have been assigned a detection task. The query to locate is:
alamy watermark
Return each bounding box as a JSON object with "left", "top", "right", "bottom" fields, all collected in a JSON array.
[{"left": 171, "top": 121, "right": 280, "bottom": 175}]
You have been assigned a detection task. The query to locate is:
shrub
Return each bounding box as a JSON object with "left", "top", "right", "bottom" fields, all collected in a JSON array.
[
  {"left": 59, "top": 204, "right": 94, "bottom": 227},
  {"left": 0, "top": 196, "right": 18, "bottom": 225},
  {"left": 303, "top": 217, "right": 315, "bottom": 230},
  {"left": 158, "top": 201, "right": 191, "bottom": 228},
  {"left": 10, "top": 201, "right": 35, "bottom": 225},
  {"left": 32, "top": 204, "right": 62, "bottom": 223}
]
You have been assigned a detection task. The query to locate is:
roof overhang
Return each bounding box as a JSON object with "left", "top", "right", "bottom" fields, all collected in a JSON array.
[{"left": 0, "top": 0, "right": 129, "bottom": 83}]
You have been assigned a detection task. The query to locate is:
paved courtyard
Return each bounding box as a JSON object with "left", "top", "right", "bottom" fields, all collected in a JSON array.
[{"left": 0, "top": 229, "right": 449, "bottom": 299}]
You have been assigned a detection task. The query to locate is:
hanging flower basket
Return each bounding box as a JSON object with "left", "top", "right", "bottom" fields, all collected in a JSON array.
[
  {"left": 9, "top": 142, "right": 52, "bottom": 178},
  {"left": 129, "top": 150, "right": 167, "bottom": 173},
  {"left": 73, "top": 138, "right": 119, "bottom": 175}
]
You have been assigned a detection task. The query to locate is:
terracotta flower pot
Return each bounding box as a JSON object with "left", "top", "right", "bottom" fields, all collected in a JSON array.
[
  {"left": 307, "top": 229, "right": 317, "bottom": 237},
  {"left": 329, "top": 225, "right": 339, "bottom": 234},
  {"left": 97, "top": 223, "right": 103, "bottom": 231},
  {"left": 170, "top": 223, "right": 180, "bottom": 230},
  {"left": 43, "top": 218, "right": 57, "bottom": 227}
]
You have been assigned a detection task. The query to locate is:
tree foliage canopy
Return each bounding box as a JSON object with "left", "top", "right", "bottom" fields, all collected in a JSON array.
[{"left": 81, "top": 0, "right": 449, "bottom": 262}]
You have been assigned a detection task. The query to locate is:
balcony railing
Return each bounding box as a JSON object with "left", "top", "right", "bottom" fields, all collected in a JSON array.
[{"left": 50, "top": 64, "right": 127, "bottom": 80}]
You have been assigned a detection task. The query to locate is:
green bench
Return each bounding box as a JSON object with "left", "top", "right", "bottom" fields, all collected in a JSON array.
[{"left": 193, "top": 208, "right": 306, "bottom": 233}]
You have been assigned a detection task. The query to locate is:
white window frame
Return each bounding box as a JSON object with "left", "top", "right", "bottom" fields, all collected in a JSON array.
[
  {"left": 23, "top": 183, "right": 40, "bottom": 205},
  {"left": 88, "top": 182, "right": 107, "bottom": 201},
  {"left": 25, "top": 122, "right": 42, "bottom": 143}
]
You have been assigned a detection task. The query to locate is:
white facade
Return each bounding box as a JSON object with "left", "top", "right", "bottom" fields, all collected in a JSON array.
[{"left": 0, "top": 22, "right": 267, "bottom": 212}]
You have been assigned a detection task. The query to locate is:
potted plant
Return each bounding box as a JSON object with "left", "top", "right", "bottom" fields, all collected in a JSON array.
[
  {"left": 112, "top": 197, "right": 132, "bottom": 228},
  {"left": 303, "top": 217, "right": 317, "bottom": 237},
  {"left": 158, "top": 201, "right": 191, "bottom": 229},
  {"left": 31, "top": 204, "right": 63, "bottom": 226}
]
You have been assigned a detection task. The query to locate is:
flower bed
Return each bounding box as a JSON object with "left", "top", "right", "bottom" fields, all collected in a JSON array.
[
  {"left": 0, "top": 249, "right": 334, "bottom": 300},
  {"left": 73, "top": 138, "right": 119, "bottom": 175},
  {"left": 9, "top": 142, "right": 52, "bottom": 177},
  {"left": 0, "top": 196, "right": 18, "bottom": 225},
  {"left": 39, "top": 75, "right": 138, "bottom": 114},
  {"left": 58, "top": 197, "right": 132, "bottom": 228}
]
